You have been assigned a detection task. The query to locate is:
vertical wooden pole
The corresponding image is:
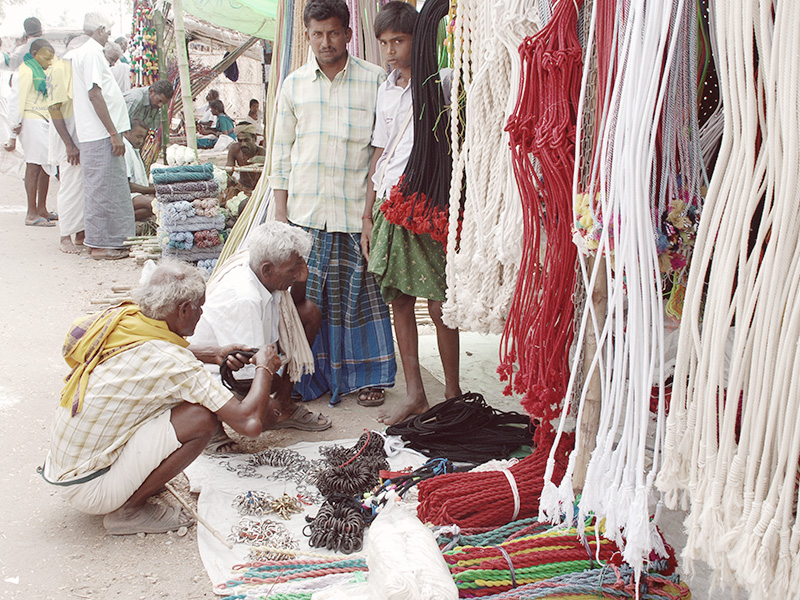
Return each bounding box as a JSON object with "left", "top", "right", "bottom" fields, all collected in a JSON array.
[
  {"left": 172, "top": 0, "right": 197, "bottom": 152},
  {"left": 154, "top": 8, "right": 169, "bottom": 163},
  {"left": 573, "top": 255, "right": 607, "bottom": 492}
]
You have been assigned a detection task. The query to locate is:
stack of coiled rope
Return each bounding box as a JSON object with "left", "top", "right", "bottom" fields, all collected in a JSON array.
[
  {"left": 152, "top": 162, "right": 225, "bottom": 262},
  {"left": 304, "top": 432, "right": 388, "bottom": 554},
  {"left": 416, "top": 432, "right": 574, "bottom": 528}
]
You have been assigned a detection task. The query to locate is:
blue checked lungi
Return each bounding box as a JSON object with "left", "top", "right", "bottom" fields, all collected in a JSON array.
[{"left": 294, "top": 228, "right": 396, "bottom": 405}]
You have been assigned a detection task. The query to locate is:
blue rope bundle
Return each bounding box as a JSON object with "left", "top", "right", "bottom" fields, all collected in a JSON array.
[
  {"left": 152, "top": 162, "right": 214, "bottom": 184},
  {"left": 160, "top": 201, "right": 195, "bottom": 222},
  {"left": 159, "top": 231, "right": 194, "bottom": 249},
  {"left": 477, "top": 566, "right": 690, "bottom": 599}
]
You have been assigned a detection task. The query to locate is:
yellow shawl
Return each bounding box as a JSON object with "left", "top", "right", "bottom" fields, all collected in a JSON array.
[{"left": 60, "top": 302, "right": 189, "bottom": 416}]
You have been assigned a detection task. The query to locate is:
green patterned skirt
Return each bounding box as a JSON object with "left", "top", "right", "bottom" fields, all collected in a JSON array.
[{"left": 367, "top": 196, "right": 447, "bottom": 304}]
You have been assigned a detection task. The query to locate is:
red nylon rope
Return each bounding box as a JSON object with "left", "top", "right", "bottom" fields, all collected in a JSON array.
[
  {"left": 416, "top": 432, "right": 574, "bottom": 528},
  {"left": 498, "top": 0, "right": 584, "bottom": 442}
]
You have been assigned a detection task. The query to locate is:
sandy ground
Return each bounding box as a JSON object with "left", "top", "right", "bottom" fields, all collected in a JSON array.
[
  {"left": 0, "top": 169, "right": 742, "bottom": 599},
  {"left": 0, "top": 170, "right": 455, "bottom": 599}
]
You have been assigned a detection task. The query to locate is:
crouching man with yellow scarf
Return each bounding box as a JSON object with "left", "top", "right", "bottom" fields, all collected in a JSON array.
[{"left": 41, "top": 259, "right": 286, "bottom": 535}]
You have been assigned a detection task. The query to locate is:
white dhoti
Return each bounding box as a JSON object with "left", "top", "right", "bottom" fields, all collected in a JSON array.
[
  {"left": 49, "top": 123, "right": 85, "bottom": 238},
  {"left": 18, "top": 118, "right": 55, "bottom": 175}
]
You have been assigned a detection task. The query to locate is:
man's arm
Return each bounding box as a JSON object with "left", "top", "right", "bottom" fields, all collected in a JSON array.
[
  {"left": 268, "top": 86, "right": 295, "bottom": 223},
  {"left": 215, "top": 345, "right": 283, "bottom": 437},
  {"left": 273, "top": 189, "right": 289, "bottom": 223},
  {"left": 190, "top": 344, "right": 253, "bottom": 370},
  {"left": 129, "top": 180, "right": 155, "bottom": 195},
  {"left": 361, "top": 146, "right": 383, "bottom": 260},
  {"left": 88, "top": 84, "right": 125, "bottom": 156},
  {"left": 48, "top": 103, "right": 81, "bottom": 166}
]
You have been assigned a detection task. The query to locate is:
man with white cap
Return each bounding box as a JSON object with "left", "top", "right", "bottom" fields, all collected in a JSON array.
[{"left": 68, "top": 13, "right": 133, "bottom": 260}]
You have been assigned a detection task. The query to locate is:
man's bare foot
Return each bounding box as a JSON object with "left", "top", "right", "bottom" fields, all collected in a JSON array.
[
  {"left": 60, "top": 237, "right": 83, "bottom": 254},
  {"left": 74, "top": 231, "right": 85, "bottom": 246},
  {"left": 445, "top": 386, "right": 463, "bottom": 401},
  {"left": 377, "top": 395, "right": 430, "bottom": 426}
]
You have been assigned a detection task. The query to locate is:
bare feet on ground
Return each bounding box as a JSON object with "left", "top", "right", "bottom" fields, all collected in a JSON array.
[
  {"left": 377, "top": 385, "right": 463, "bottom": 426},
  {"left": 377, "top": 393, "right": 430, "bottom": 425}
]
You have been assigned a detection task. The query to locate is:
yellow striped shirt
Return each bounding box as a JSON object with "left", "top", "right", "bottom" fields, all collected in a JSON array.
[
  {"left": 48, "top": 340, "right": 231, "bottom": 482},
  {"left": 269, "top": 55, "right": 386, "bottom": 233}
]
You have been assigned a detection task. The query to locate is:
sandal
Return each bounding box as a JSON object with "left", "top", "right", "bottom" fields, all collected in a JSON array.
[
  {"left": 264, "top": 405, "right": 332, "bottom": 432},
  {"left": 356, "top": 387, "right": 385, "bottom": 407},
  {"left": 104, "top": 503, "right": 194, "bottom": 535},
  {"left": 203, "top": 432, "right": 241, "bottom": 455},
  {"left": 90, "top": 248, "right": 129, "bottom": 261}
]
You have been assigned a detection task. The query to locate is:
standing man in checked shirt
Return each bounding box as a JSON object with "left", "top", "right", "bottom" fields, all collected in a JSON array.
[{"left": 270, "top": 0, "right": 396, "bottom": 408}]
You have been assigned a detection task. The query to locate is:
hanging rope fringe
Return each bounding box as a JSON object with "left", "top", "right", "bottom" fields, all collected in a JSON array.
[
  {"left": 539, "top": 0, "right": 701, "bottom": 584},
  {"left": 498, "top": 0, "right": 582, "bottom": 439},
  {"left": 657, "top": 2, "right": 800, "bottom": 598},
  {"left": 379, "top": 0, "right": 456, "bottom": 246}
]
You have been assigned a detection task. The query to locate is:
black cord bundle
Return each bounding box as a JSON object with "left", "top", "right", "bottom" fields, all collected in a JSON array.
[
  {"left": 380, "top": 0, "right": 458, "bottom": 246},
  {"left": 314, "top": 431, "right": 388, "bottom": 498},
  {"left": 219, "top": 349, "right": 257, "bottom": 396},
  {"left": 385, "top": 392, "right": 534, "bottom": 464},
  {"left": 303, "top": 496, "right": 366, "bottom": 554}
]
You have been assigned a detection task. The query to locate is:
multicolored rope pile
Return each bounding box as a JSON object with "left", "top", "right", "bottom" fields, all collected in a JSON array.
[
  {"left": 217, "top": 556, "right": 368, "bottom": 599},
  {"left": 498, "top": 0, "right": 582, "bottom": 437},
  {"left": 445, "top": 523, "right": 621, "bottom": 596},
  {"left": 153, "top": 162, "right": 224, "bottom": 262}
]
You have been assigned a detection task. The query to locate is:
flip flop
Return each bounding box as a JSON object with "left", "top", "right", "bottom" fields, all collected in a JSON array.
[
  {"left": 203, "top": 432, "right": 241, "bottom": 455},
  {"left": 103, "top": 503, "right": 194, "bottom": 535},
  {"left": 25, "top": 217, "right": 55, "bottom": 227},
  {"left": 356, "top": 387, "right": 385, "bottom": 407},
  {"left": 91, "top": 249, "right": 129, "bottom": 260},
  {"left": 264, "top": 405, "right": 332, "bottom": 432}
]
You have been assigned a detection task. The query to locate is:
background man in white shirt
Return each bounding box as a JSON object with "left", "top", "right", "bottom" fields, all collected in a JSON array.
[{"left": 70, "top": 13, "right": 133, "bottom": 260}]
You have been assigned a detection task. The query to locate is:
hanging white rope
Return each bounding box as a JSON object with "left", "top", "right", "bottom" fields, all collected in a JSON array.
[
  {"left": 442, "top": 0, "right": 541, "bottom": 334},
  {"left": 539, "top": 0, "right": 697, "bottom": 582},
  {"left": 658, "top": 1, "right": 800, "bottom": 597}
]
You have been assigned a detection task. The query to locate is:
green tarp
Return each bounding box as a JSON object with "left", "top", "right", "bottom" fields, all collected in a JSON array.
[{"left": 182, "top": 0, "right": 279, "bottom": 40}]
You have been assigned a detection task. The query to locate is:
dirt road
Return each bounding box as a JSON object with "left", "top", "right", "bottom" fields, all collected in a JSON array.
[{"left": 0, "top": 171, "right": 421, "bottom": 599}]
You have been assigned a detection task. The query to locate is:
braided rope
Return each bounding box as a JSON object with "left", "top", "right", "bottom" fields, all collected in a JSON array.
[
  {"left": 539, "top": 0, "right": 699, "bottom": 583},
  {"left": 499, "top": 0, "right": 582, "bottom": 437},
  {"left": 442, "top": 0, "right": 541, "bottom": 334},
  {"left": 658, "top": 2, "right": 800, "bottom": 597}
]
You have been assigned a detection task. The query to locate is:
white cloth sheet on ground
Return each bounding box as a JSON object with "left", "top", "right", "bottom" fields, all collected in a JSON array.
[{"left": 184, "top": 436, "right": 427, "bottom": 591}]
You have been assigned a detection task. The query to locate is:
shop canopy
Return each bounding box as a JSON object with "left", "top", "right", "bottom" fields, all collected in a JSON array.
[{"left": 183, "top": 0, "right": 278, "bottom": 40}]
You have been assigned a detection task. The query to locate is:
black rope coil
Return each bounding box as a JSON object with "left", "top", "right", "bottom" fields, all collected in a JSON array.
[
  {"left": 219, "top": 349, "right": 258, "bottom": 396},
  {"left": 303, "top": 497, "right": 366, "bottom": 554},
  {"left": 385, "top": 392, "right": 534, "bottom": 464},
  {"left": 314, "top": 431, "right": 389, "bottom": 498}
]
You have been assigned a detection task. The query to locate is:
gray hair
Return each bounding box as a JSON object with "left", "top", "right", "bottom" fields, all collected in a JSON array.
[
  {"left": 84, "top": 12, "right": 112, "bottom": 36},
  {"left": 104, "top": 41, "right": 123, "bottom": 63},
  {"left": 133, "top": 259, "right": 205, "bottom": 320},
  {"left": 248, "top": 222, "right": 313, "bottom": 271}
]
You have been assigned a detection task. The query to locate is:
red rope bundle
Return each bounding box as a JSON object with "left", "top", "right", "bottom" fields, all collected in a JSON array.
[
  {"left": 194, "top": 230, "right": 221, "bottom": 248},
  {"left": 416, "top": 433, "right": 574, "bottom": 528},
  {"left": 498, "top": 0, "right": 583, "bottom": 440}
]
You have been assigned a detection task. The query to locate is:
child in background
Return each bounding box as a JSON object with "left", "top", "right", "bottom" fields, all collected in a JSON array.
[{"left": 361, "top": 1, "right": 461, "bottom": 425}]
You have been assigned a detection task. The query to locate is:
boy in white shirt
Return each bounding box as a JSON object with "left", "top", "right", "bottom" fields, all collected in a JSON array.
[{"left": 362, "top": 1, "right": 461, "bottom": 425}]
